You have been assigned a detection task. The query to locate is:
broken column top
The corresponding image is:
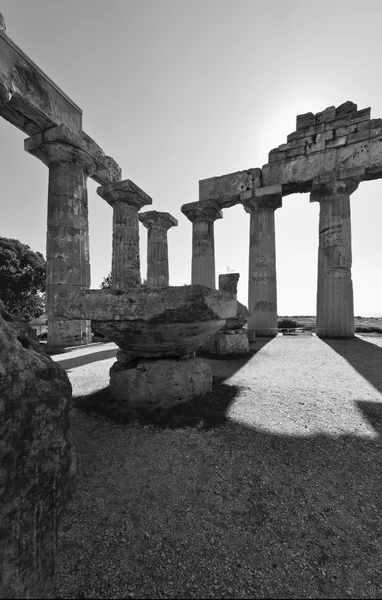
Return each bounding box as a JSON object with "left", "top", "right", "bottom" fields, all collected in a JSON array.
[
  {"left": 0, "top": 13, "right": 6, "bottom": 32},
  {"left": 97, "top": 179, "right": 152, "bottom": 209},
  {"left": 139, "top": 210, "right": 178, "bottom": 230},
  {"left": 181, "top": 200, "right": 223, "bottom": 223},
  {"left": 218, "top": 273, "right": 240, "bottom": 296}
]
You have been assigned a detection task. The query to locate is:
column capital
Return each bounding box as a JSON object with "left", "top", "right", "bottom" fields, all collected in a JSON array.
[
  {"left": 242, "top": 184, "right": 282, "bottom": 214},
  {"left": 97, "top": 179, "right": 152, "bottom": 210},
  {"left": 24, "top": 125, "right": 96, "bottom": 175},
  {"left": 139, "top": 210, "right": 178, "bottom": 231},
  {"left": 310, "top": 167, "right": 365, "bottom": 203},
  {"left": 181, "top": 200, "right": 222, "bottom": 223}
]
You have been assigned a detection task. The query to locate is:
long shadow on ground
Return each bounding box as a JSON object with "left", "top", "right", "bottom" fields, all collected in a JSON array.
[
  {"left": 61, "top": 337, "right": 382, "bottom": 599},
  {"left": 322, "top": 337, "right": 382, "bottom": 394}
]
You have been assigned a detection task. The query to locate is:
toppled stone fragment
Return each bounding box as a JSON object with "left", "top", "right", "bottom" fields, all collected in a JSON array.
[
  {"left": 52, "top": 285, "right": 237, "bottom": 358},
  {"left": 0, "top": 302, "right": 77, "bottom": 599}
]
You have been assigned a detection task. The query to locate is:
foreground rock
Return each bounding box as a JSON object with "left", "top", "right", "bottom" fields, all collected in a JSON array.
[{"left": 0, "top": 303, "right": 77, "bottom": 599}]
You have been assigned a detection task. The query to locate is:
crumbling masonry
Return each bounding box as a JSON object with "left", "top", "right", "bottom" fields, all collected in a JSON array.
[{"left": 182, "top": 101, "right": 382, "bottom": 338}]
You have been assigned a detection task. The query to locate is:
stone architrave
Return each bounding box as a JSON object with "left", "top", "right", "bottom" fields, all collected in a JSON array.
[
  {"left": 0, "top": 302, "right": 77, "bottom": 598},
  {"left": 242, "top": 185, "right": 282, "bottom": 337},
  {"left": 97, "top": 180, "right": 152, "bottom": 289},
  {"left": 139, "top": 211, "right": 178, "bottom": 287},
  {"left": 310, "top": 168, "right": 364, "bottom": 337},
  {"left": 181, "top": 201, "right": 222, "bottom": 288},
  {"left": 25, "top": 128, "right": 96, "bottom": 348}
]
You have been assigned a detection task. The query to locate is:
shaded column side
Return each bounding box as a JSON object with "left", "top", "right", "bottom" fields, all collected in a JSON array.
[
  {"left": 139, "top": 211, "right": 178, "bottom": 287},
  {"left": 181, "top": 203, "right": 222, "bottom": 289},
  {"left": 244, "top": 189, "right": 282, "bottom": 337},
  {"left": 311, "top": 177, "right": 359, "bottom": 338},
  {"left": 97, "top": 179, "right": 152, "bottom": 290},
  {"left": 25, "top": 140, "right": 96, "bottom": 347}
]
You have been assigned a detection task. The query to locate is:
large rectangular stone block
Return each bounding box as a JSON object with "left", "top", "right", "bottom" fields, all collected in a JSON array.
[{"left": 0, "top": 30, "right": 82, "bottom": 135}]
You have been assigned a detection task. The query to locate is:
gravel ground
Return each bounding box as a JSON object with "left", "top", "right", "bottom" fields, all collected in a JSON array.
[{"left": 50, "top": 334, "right": 382, "bottom": 599}]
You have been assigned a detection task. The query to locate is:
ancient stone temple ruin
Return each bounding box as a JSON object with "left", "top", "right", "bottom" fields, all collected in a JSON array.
[{"left": 182, "top": 101, "right": 382, "bottom": 338}]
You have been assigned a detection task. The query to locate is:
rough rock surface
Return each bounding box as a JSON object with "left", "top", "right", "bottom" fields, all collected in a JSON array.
[
  {"left": 218, "top": 273, "right": 250, "bottom": 331},
  {"left": 223, "top": 300, "right": 250, "bottom": 331},
  {"left": 52, "top": 285, "right": 237, "bottom": 359},
  {"left": 0, "top": 302, "right": 77, "bottom": 599},
  {"left": 109, "top": 357, "right": 212, "bottom": 409}
]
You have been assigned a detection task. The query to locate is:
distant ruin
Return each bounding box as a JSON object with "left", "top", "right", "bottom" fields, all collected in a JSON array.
[{"left": 182, "top": 102, "right": 382, "bottom": 338}]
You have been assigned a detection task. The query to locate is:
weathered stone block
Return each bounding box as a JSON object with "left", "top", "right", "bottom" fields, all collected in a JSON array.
[
  {"left": 286, "top": 147, "right": 306, "bottom": 158},
  {"left": 326, "top": 136, "right": 347, "bottom": 149},
  {"left": 212, "top": 329, "right": 250, "bottom": 355},
  {"left": 306, "top": 141, "right": 325, "bottom": 154},
  {"left": 335, "top": 101, "right": 358, "bottom": 117},
  {"left": 316, "top": 106, "right": 336, "bottom": 124},
  {"left": 109, "top": 357, "right": 212, "bottom": 409},
  {"left": 0, "top": 302, "right": 77, "bottom": 598},
  {"left": 296, "top": 112, "right": 315, "bottom": 130},
  {"left": 316, "top": 130, "right": 334, "bottom": 142},
  {"left": 347, "top": 130, "right": 371, "bottom": 144}
]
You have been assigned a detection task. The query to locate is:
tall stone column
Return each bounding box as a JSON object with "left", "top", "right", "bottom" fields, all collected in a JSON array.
[
  {"left": 97, "top": 180, "right": 152, "bottom": 289},
  {"left": 25, "top": 134, "right": 96, "bottom": 347},
  {"left": 242, "top": 185, "right": 282, "bottom": 337},
  {"left": 310, "top": 172, "right": 361, "bottom": 337},
  {"left": 181, "top": 201, "right": 222, "bottom": 288},
  {"left": 139, "top": 211, "right": 178, "bottom": 287}
]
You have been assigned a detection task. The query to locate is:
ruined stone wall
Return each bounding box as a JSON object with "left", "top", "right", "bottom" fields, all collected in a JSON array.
[{"left": 263, "top": 101, "right": 382, "bottom": 192}]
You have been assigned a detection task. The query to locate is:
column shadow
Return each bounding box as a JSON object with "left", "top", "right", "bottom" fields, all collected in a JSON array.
[{"left": 322, "top": 337, "right": 382, "bottom": 395}]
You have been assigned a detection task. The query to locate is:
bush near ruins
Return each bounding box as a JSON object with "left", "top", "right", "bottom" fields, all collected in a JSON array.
[
  {"left": 278, "top": 318, "right": 299, "bottom": 330},
  {"left": 0, "top": 237, "right": 46, "bottom": 321}
]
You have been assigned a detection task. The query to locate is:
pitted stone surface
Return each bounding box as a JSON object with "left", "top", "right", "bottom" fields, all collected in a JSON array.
[
  {"left": 52, "top": 285, "right": 236, "bottom": 359},
  {"left": 0, "top": 302, "right": 77, "bottom": 598},
  {"left": 109, "top": 357, "right": 212, "bottom": 408}
]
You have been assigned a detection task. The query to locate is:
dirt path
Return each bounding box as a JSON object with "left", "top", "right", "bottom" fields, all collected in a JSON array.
[{"left": 51, "top": 335, "right": 382, "bottom": 599}]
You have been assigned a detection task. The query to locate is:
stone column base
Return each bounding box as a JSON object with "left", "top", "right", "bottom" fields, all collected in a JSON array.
[
  {"left": 47, "top": 318, "right": 92, "bottom": 348},
  {"left": 109, "top": 357, "right": 212, "bottom": 410},
  {"left": 199, "top": 329, "right": 250, "bottom": 355}
]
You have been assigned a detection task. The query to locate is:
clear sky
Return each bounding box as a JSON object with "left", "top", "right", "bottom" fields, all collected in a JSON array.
[{"left": 1, "top": 0, "right": 382, "bottom": 316}]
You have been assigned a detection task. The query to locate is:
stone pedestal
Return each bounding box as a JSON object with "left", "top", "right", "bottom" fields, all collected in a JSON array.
[
  {"left": 97, "top": 179, "right": 152, "bottom": 289},
  {"left": 110, "top": 357, "right": 212, "bottom": 409},
  {"left": 181, "top": 201, "right": 222, "bottom": 288},
  {"left": 25, "top": 130, "right": 96, "bottom": 347},
  {"left": 242, "top": 185, "right": 282, "bottom": 337},
  {"left": 311, "top": 173, "right": 360, "bottom": 338},
  {"left": 139, "top": 210, "right": 178, "bottom": 286}
]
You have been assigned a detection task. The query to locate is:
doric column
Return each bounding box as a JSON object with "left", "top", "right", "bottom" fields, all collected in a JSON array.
[
  {"left": 25, "top": 131, "right": 96, "bottom": 348},
  {"left": 181, "top": 201, "right": 222, "bottom": 288},
  {"left": 242, "top": 185, "right": 282, "bottom": 337},
  {"left": 139, "top": 211, "right": 178, "bottom": 287},
  {"left": 310, "top": 170, "right": 362, "bottom": 337},
  {"left": 97, "top": 180, "right": 152, "bottom": 289}
]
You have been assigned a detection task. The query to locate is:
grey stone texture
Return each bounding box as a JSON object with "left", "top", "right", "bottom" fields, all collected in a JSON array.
[
  {"left": 51, "top": 285, "right": 237, "bottom": 359},
  {"left": 194, "top": 101, "right": 381, "bottom": 339},
  {"left": 109, "top": 357, "right": 212, "bottom": 409},
  {"left": 97, "top": 180, "right": 152, "bottom": 290},
  {"left": 311, "top": 173, "right": 361, "bottom": 337},
  {"left": 199, "top": 168, "right": 262, "bottom": 207},
  {"left": 243, "top": 187, "right": 282, "bottom": 337},
  {"left": 0, "top": 302, "right": 77, "bottom": 599},
  {"left": 25, "top": 126, "right": 97, "bottom": 347},
  {"left": 210, "top": 329, "right": 249, "bottom": 354},
  {"left": 139, "top": 211, "right": 178, "bottom": 287},
  {"left": 181, "top": 201, "right": 222, "bottom": 288}
]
